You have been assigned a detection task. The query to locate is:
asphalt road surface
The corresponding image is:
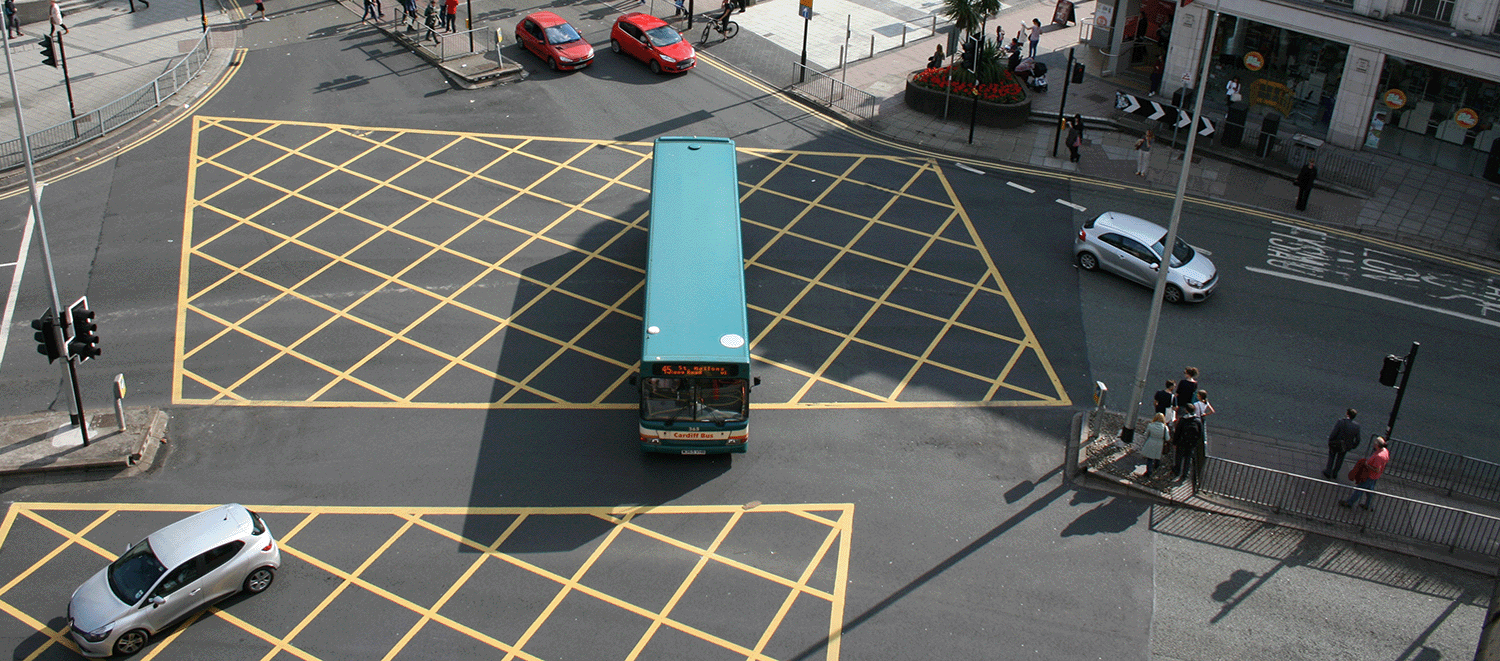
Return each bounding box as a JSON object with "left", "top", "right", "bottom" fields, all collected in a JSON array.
[{"left": 0, "top": 2, "right": 1495, "bottom": 659}]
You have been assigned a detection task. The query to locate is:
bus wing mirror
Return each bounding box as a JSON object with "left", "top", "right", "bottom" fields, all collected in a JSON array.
[{"left": 753, "top": 377, "right": 761, "bottom": 387}]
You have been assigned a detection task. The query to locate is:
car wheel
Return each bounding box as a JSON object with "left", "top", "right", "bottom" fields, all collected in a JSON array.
[
  {"left": 114, "top": 629, "right": 150, "bottom": 656},
  {"left": 649, "top": 59, "right": 662, "bottom": 74},
  {"left": 243, "top": 566, "right": 276, "bottom": 594},
  {"left": 1076, "top": 251, "right": 1099, "bottom": 271},
  {"left": 611, "top": 38, "right": 621, "bottom": 53},
  {"left": 1164, "top": 284, "right": 1184, "bottom": 304}
]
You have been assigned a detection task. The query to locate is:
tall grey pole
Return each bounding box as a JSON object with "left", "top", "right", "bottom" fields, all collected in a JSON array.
[
  {"left": 1119, "top": 1, "right": 1220, "bottom": 443},
  {"left": 0, "top": 29, "right": 83, "bottom": 434}
]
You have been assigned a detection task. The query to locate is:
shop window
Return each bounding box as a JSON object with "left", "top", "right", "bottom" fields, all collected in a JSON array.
[
  {"left": 1325, "top": 0, "right": 1353, "bottom": 7},
  {"left": 1402, "top": 0, "right": 1453, "bottom": 23}
]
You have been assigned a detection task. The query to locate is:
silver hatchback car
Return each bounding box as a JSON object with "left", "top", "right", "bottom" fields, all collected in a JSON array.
[
  {"left": 68, "top": 504, "right": 281, "bottom": 657},
  {"left": 1074, "top": 211, "right": 1218, "bottom": 303}
]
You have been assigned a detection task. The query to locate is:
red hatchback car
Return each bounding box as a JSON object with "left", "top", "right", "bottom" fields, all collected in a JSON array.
[
  {"left": 516, "top": 11, "right": 595, "bottom": 71},
  {"left": 610, "top": 13, "right": 695, "bottom": 73}
]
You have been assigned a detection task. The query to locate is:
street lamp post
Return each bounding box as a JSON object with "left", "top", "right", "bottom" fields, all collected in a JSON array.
[{"left": 1118, "top": 1, "right": 1221, "bottom": 445}]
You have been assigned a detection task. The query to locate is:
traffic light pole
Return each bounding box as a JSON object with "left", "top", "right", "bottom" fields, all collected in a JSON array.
[
  {"left": 56, "top": 34, "right": 77, "bottom": 119},
  {"left": 1384, "top": 341, "right": 1419, "bottom": 442},
  {"left": 0, "top": 29, "right": 84, "bottom": 441}
]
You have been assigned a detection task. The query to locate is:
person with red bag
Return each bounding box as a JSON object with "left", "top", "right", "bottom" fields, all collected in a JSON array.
[{"left": 1340, "top": 436, "right": 1390, "bottom": 510}]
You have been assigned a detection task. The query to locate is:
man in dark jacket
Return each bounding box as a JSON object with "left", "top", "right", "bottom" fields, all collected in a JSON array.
[
  {"left": 1322, "top": 408, "right": 1361, "bottom": 479},
  {"left": 1295, "top": 159, "right": 1317, "bottom": 211}
]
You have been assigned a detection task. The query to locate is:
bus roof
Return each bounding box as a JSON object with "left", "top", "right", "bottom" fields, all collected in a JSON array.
[{"left": 642, "top": 137, "right": 750, "bottom": 366}]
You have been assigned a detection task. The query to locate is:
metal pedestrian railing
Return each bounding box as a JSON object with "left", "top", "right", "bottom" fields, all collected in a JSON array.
[
  {"left": 789, "top": 63, "right": 880, "bottom": 124},
  {"left": 382, "top": 19, "right": 511, "bottom": 64},
  {"left": 1198, "top": 456, "right": 1500, "bottom": 558},
  {"left": 1210, "top": 118, "right": 1385, "bottom": 193},
  {"left": 0, "top": 31, "right": 213, "bottom": 172},
  {"left": 1385, "top": 437, "right": 1500, "bottom": 503}
]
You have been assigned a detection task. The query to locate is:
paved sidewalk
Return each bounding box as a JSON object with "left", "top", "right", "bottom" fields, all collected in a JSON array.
[
  {"left": 750, "top": 0, "right": 1500, "bottom": 267},
  {"left": 0, "top": 0, "right": 215, "bottom": 143}
]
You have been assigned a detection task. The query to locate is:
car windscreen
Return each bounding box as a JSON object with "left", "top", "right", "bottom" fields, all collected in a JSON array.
[
  {"left": 107, "top": 539, "right": 167, "bottom": 605},
  {"left": 544, "top": 23, "right": 582, "bottom": 45},
  {"left": 1151, "top": 235, "right": 1196, "bottom": 268},
  {"left": 646, "top": 25, "right": 683, "bottom": 46}
]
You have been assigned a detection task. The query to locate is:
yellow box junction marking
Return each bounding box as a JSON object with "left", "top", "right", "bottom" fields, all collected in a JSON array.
[
  {"left": 0, "top": 502, "right": 852, "bottom": 661},
  {"left": 176, "top": 117, "right": 1068, "bottom": 409}
]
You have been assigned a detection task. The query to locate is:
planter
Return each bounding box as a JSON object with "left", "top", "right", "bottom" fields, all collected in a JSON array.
[{"left": 904, "top": 74, "right": 1031, "bottom": 129}]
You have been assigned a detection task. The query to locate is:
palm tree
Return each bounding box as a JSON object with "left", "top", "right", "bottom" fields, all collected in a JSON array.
[{"left": 938, "top": 0, "right": 1008, "bottom": 85}]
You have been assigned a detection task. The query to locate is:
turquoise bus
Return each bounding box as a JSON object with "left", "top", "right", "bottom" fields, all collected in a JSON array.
[{"left": 635, "top": 136, "right": 756, "bottom": 454}]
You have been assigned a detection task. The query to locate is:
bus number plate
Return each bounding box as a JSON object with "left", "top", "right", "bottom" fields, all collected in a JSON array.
[{"left": 681, "top": 449, "right": 707, "bottom": 455}]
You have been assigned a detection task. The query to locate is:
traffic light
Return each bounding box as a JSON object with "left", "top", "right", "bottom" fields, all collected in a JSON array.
[
  {"left": 1071, "top": 62, "right": 1086, "bottom": 84},
  {"left": 1379, "top": 354, "right": 1403, "bottom": 387},
  {"left": 961, "top": 36, "right": 977, "bottom": 72},
  {"left": 68, "top": 306, "right": 100, "bottom": 361},
  {"left": 38, "top": 35, "right": 57, "bottom": 68},
  {"left": 31, "top": 311, "right": 62, "bottom": 363}
]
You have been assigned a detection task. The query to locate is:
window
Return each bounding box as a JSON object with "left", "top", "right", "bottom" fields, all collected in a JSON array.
[
  {"left": 201, "top": 541, "right": 245, "bottom": 574},
  {"left": 107, "top": 540, "right": 167, "bottom": 604},
  {"left": 154, "top": 561, "right": 204, "bottom": 598},
  {"left": 1403, "top": 0, "right": 1453, "bottom": 23}
]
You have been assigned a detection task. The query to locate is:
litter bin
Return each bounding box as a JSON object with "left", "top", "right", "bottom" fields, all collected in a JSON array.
[
  {"left": 1222, "top": 105, "right": 1247, "bottom": 148},
  {"left": 1257, "top": 114, "right": 1281, "bottom": 158},
  {"left": 1486, "top": 144, "right": 1500, "bottom": 184}
]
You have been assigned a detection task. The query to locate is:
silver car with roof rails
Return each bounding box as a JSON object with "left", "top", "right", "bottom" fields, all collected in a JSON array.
[
  {"left": 67, "top": 504, "right": 281, "bottom": 657},
  {"left": 1073, "top": 211, "right": 1219, "bottom": 303}
]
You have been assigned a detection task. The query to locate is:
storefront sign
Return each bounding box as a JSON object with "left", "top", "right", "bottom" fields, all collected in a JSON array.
[
  {"left": 1243, "top": 51, "right": 1265, "bottom": 71},
  {"left": 1095, "top": 2, "right": 1113, "bottom": 29},
  {"left": 1455, "top": 108, "right": 1479, "bottom": 129},
  {"left": 1382, "top": 89, "right": 1407, "bottom": 109}
]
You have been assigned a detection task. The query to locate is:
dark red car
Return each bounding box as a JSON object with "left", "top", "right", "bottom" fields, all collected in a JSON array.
[
  {"left": 610, "top": 12, "right": 695, "bottom": 74},
  {"left": 515, "top": 11, "right": 594, "bottom": 71}
]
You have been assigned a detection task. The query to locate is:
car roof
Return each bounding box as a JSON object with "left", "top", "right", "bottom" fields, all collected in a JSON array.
[
  {"left": 147, "top": 504, "right": 253, "bottom": 569},
  {"left": 1094, "top": 211, "right": 1167, "bottom": 242},
  {"left": 619, "top": 12, "right": 667, "bottom": 29},
  {"left": 526, "top": 11, "right": 568, "bottom": 27}
]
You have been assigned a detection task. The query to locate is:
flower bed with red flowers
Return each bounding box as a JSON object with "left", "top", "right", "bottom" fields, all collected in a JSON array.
[{"left": 911, "top": 66, "right": 1026, "bottom": 105}]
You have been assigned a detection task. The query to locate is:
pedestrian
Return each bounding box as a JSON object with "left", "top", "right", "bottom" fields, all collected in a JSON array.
[
  {"left": 1171, "top": 408, "right": 1203, "bottom": 482},
  {"left": 1225, "top": 76, "right": 1241, "bottom": 106},
  {"left": 673, "top": 0, "right": 685, "bottom": 17},
  {"left": 927, "top": 44, "right": 944, "bottom": 70},
  {"left": 401, "top": 0, "right": 417, "bottom": 30},
  {"left": 1140, "top": 412, "right": 1169, "bottom": 477},
  {"left": 1007, "top": 40, "right": 1022, "bottom": 72},
  {"left": 48, "top": 0, "right": 67, "bottom": 34},
  {"left": 252, "top": 0, "right": 268, "bottom": 21},
  {"left": 5, "top": 0, "right": 21, "bottom": 38},
  {"left": 995, "top": 24, "right": 1003, "bottom": 49},
  {"left": 1133, "top": 129, "right": 1153, "bottom": 177},
  {"left": 361, "top": 0, "right": 382, "bottom": 23},
  {"left": 1066, "top": 114, "right": 1084, "bottom": 164},
  {"left": 1153, "top": 380, "right": 1176, "bottom": 425},
  {"left": 1026, "top": 18, "right": 1041, "bottom": 58},
  {"left": 1294, "top": 158, "right": 1317, "bottom": 211},
  {"left": 1340, "top": 436, "right": 1390, "bottom": 510},
  {"left": 423, "top": 0, "right": 440, "bottom": 43},
  {"left": 1173, "top": 366, "right": 1198, "bottom": 410},
  {"left": 1148, "top": 56, "right": 1164, "bottom": 97},
  {"left": 1321, "top": 408, "right": 1361, "bottom": 480},
  {"left": 443, "top": 0, "right": 457, "bottom": 32}
]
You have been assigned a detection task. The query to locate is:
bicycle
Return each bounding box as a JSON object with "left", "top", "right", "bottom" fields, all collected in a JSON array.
[{"left": 700, "top": 15, "right": 739, "bottom": 44}]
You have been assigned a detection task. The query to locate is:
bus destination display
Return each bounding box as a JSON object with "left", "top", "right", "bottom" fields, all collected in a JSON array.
[{"left": 652, "top": 363, "right": 740, "bottom": 377}]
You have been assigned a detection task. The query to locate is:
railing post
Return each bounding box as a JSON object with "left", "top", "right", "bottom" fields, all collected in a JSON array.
[
  {"left": 901, "top": 24, "right": 907, "bottom": 47},
  {"left": 869, "top": 35, "right": 874, "bottom": 60}
]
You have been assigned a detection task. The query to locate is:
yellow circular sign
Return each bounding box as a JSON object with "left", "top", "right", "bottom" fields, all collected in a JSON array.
[
  {"left": 1243, "top": 51, "right": 1264, "bottom": 71},
  {"left": 1455, "top": 108, "right": 1479, "bottom": 129},
  {"left": 1382, "top": 89, "right": 1407, "bottom": 109}
]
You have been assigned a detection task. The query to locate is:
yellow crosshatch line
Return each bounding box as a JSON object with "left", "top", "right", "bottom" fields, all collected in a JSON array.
[
  {"left": 174, "top": 117, "right": 1069, "bottom": 409},
  {"left": 0, "top": 502, "right": 852, "bottom": 661}
]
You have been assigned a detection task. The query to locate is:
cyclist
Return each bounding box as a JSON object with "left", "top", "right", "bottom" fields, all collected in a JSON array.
[{"left": 714, "top": 0, "right": 733, "bottom": 32}]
